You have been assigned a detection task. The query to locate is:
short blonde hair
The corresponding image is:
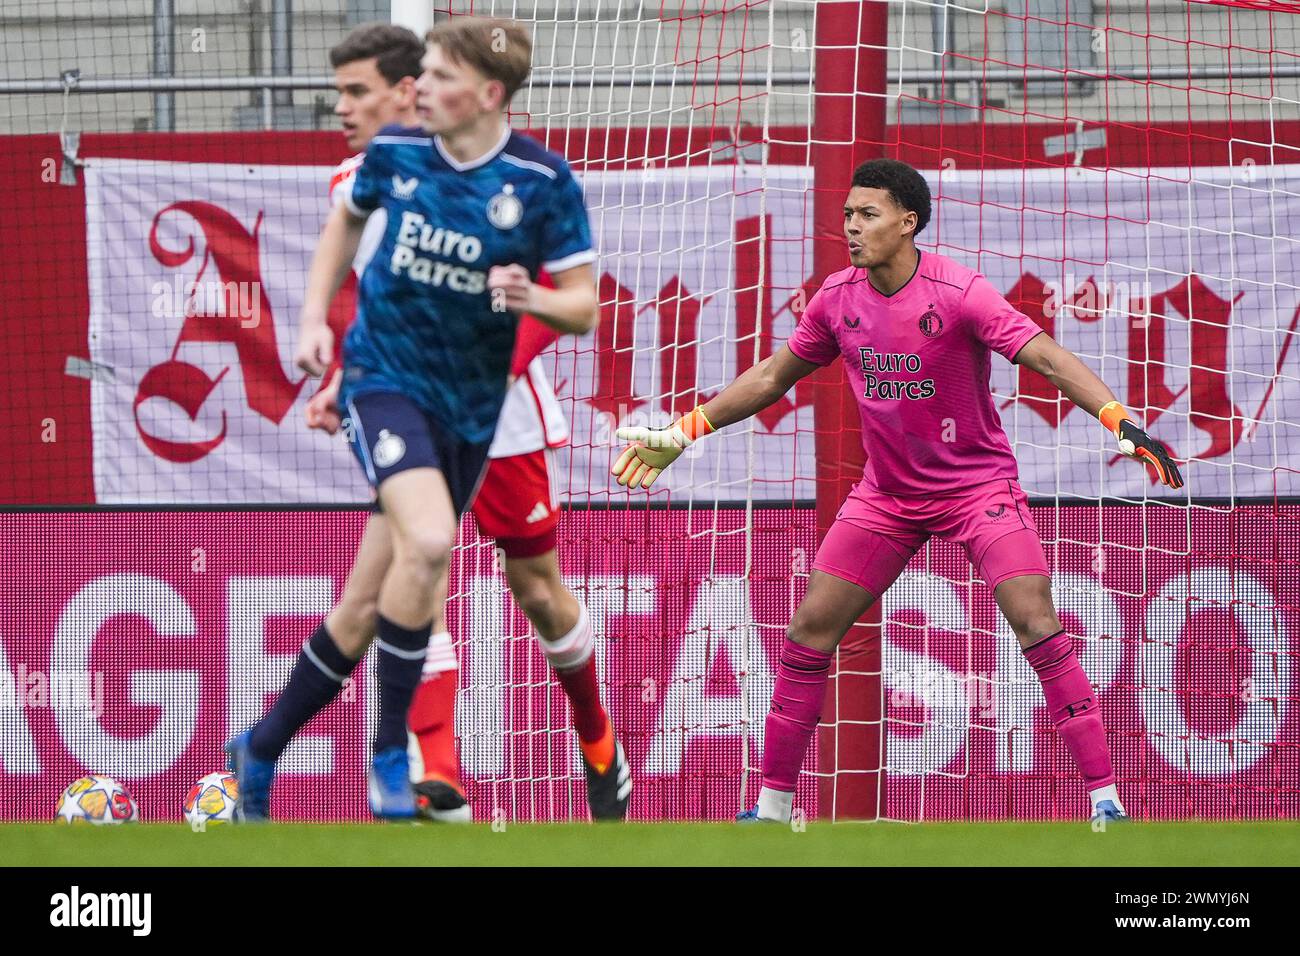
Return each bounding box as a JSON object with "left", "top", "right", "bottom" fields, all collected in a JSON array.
[{"left": 426, "top": 17, "right": 532, "bottom": 105}]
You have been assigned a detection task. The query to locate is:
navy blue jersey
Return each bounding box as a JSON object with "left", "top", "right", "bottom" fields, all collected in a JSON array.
[{"left": 336, "top": 124, "right": 595, "bottom": 444}]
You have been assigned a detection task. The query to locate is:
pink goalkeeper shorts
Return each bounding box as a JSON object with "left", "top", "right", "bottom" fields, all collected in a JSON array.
[{"left": 812, "top": 477, "right": 1050, "bottom": 597}]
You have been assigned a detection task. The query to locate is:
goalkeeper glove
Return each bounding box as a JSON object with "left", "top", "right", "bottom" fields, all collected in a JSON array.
[
  {"left": 1099, "top": 401, "right": 1184, "bottom": 489},
  {"left": 612, "top": 406, "right": 715, "bottom": 489}
]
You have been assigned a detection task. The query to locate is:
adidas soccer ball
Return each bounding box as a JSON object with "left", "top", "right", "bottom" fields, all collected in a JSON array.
[
  {"left": 55, "top": 775, "right": 139, "bottom": 825},
  {"left": 184, "top": 771, "right": 239, "bottom": 827}
]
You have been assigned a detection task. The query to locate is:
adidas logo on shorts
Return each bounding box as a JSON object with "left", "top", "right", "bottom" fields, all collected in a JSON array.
[{"left": 525, "top": 502, "right": 549, "bottom": 523}]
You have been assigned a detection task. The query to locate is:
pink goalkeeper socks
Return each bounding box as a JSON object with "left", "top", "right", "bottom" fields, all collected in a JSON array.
[
  {"left": 761, "top": 637, "right": 833, "bottom": 792},
  {"left": 762, "top": 631, "right": 1115, "bottom": 797},
  {"left": 1024, "top": 630, "right": 1116, "bottom": 791}
]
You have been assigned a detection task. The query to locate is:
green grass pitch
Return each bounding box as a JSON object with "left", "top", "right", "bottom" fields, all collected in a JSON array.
[{"left": 2, "top": 821, "right": 1297, "bottom": 866}]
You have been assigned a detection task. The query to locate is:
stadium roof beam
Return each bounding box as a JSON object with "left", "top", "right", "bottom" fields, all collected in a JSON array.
[{"left": 3, "top": 63, "right": 1297, "bottom": 95}]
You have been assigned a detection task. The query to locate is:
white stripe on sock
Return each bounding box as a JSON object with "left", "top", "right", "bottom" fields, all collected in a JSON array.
[
  {"left": 421, "top": 631, "right": 458, "bottom": 676},
  {"left": 538, "top": 603, "right": 593, "bottom": 672},
  {"left": 302, "top": 639, "right": 347, "bottom": 683},
  {"left": 374, "top": 638, "right": 429, "bottom": 661}
]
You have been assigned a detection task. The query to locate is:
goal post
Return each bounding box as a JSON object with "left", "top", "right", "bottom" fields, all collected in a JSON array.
[{"left": 809, "top": 1, "right": 890, "bottom": 821}]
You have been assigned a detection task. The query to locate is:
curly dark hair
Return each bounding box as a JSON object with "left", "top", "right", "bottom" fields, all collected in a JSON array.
[
  {"left": 850, "top": 158, "right": 932, "bottom": 235},
  {"left": 329, "top": 23, "right": 424, "bottom": 86}
]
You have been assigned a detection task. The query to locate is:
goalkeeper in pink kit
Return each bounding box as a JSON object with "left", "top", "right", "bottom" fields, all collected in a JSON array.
[{"left": 613, "top": 159, "right": 1183, "bottom": 824}]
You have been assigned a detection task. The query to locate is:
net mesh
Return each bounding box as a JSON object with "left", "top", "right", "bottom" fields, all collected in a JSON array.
[{"left": 0, "top": 1, "right": 1297, "bottom": 822}]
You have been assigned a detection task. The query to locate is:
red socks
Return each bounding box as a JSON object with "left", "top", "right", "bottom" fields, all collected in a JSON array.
[
  {"left": 408, "top": 632, "right": 462, "bottom": 789},
  {"left": 554, "top": 654, "right": 609, "bottom": 745},
  {"left": 539, "top": 604, "right": 614, "bottom": 772}
]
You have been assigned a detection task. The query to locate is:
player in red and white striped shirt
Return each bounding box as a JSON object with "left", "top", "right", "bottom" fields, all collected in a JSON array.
[{"left": 300, "top": 22, "right": 629, "bottom": 821}]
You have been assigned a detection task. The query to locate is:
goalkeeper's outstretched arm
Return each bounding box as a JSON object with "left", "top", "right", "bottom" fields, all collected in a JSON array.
[
  {"left": 613, "top": 345, "right": 820, "bottom": 488},
  {"left": 1015, "top": 331, "right": 1184, "bottom": 489},
  {"left": 698, "top": 345, "right": 822, "bottom": 430}
]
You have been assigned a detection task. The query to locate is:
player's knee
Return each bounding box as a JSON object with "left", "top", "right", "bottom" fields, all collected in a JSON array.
[
  {"left": 786, "top": 615, "right": 837, "bottom": 654},
  {"left": 395, "top": 526, "right": 454, "bottom": 571},
  {"left": 1015, "top": 614, "right": 1063, "bottom": 647}
]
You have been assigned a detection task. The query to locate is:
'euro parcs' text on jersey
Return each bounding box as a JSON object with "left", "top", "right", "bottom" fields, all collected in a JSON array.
[
  {"left": 329, "top": 154, "right": 570, "bottom": 458},
  {"left": 786, "top": 251, "right": 1044, "bottom": 496},
  {"left": 335, "top": 124, "right": 596, "bottom": 445}
]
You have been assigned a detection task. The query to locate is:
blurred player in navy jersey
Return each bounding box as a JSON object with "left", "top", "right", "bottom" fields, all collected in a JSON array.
[
  {"left": 226, "top": 17, "right": 630, "bottom": 821},
  {"left": 311, "top": 22, "right": 628, "bottom": 822}
]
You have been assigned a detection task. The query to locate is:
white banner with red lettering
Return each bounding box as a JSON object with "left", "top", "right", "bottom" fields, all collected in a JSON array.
[
  {"left": 84, "top": 160, "right": 1300, "bottom": 503},
  {"left": 84, "top": 160, "right": 369, "bottom": 504}
]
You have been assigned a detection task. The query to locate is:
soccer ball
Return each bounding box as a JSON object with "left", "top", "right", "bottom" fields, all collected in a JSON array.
[
  {"left": 183, "top": 771, "right": 239, "bottom": 827},
  {"left": 54, "top": 775, "right": 139, "bottom": 825}
]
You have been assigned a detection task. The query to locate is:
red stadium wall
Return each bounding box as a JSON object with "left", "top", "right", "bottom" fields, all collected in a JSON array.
[
  {"left": 3, "top": 118, "right": 1299, "bottom": 505},
  {"left": 1, "top": 506, "right": 1296, "bottom": 822}
]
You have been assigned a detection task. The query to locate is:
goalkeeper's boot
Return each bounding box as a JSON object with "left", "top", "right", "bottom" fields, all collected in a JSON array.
[
  {"left": 736, "top": 807, "right": 781, "bottom": 824},
  {"left": 1090, "top": 799, "right": 1129, "bottom": 826},
  {"left": 224, "top": 730, "right": 273, "bottom": 823},
  {"left": 584, "top": 736, "right": 632, "bottom": 820},
  {"left": 368, "top": 746, "right": 418, "bottom": 819},
  {"left": 414, "top": 776, "right": 472, "bottom": 823}
]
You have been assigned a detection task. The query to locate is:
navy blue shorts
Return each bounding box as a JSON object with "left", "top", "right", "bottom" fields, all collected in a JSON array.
[{"left": 344, "top": 390, "right": 491, "bottom": 517}]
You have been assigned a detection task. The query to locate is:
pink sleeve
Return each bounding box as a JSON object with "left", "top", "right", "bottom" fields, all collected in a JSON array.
[
  {"left": 964, "top": 274, "right": 1044, "bottom": 361},
  {"left": 785, "top": 288, "right": 840, "bottom": 366}
]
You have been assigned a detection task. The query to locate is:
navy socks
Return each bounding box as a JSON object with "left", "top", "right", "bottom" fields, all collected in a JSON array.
[
  {"left": 249, "top": 623, "right": 359, "bottom": 763},
  {"left": 373, "top": 614, "right": 432, "bottom": 753}
]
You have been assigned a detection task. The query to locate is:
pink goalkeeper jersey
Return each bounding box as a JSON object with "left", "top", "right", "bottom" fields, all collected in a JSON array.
[{"left": 786, "top": 251, "right": 1044, "bottom": 497}]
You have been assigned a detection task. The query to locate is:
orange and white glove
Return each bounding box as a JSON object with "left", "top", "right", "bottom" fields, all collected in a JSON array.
[
  {"left": 1099, "top": 401, "right": 1184, "bottom": 489},
  {"left": 612, "top": 406, "right": 715, "bottom": 489}
]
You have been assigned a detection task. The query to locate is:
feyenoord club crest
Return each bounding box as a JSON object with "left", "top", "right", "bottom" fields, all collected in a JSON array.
[
  {"left": 372, "top": 429, "right": 406, "bottom": 468},
  {"left": 487, "top": 183, "right": 524, "bottom": 229},
  {"left": 918, "top": 307, "right": 943, "bottom": 337}
]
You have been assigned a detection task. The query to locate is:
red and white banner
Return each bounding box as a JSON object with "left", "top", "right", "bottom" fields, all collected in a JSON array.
[
  {"left": 2, "top": 508, "right": 1296, "bottom": 822},
  {"left": 84, "top": 160, "right": 369, "bottom": 504},
  {"left": 83, "top": 160, "right": 1300, "bottom": 504}
]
